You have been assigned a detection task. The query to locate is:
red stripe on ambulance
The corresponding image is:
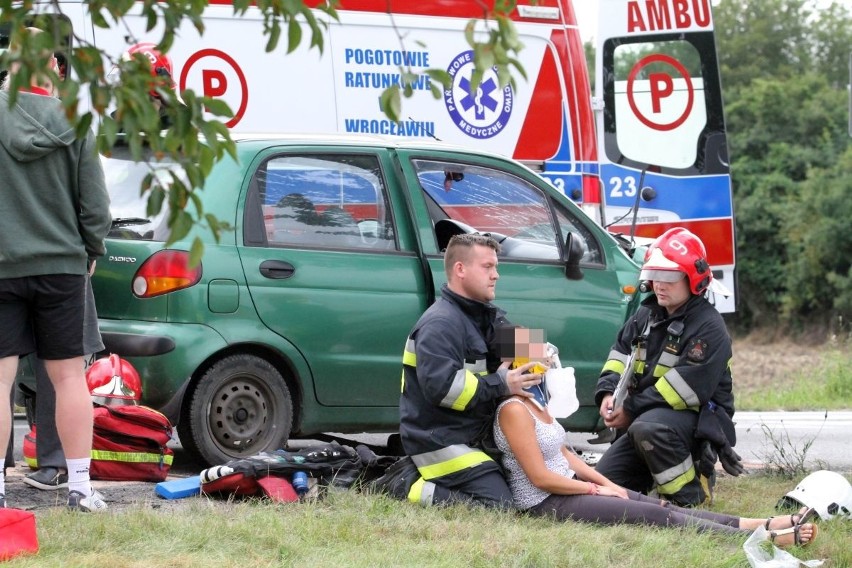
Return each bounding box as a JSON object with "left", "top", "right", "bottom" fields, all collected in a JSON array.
[{"left": 610, "top": 218, "right": 734, "bottom": 266}]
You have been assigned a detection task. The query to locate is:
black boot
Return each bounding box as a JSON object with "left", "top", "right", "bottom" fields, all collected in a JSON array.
[{"left": 368, "top": 456, "right": 420, "bottom": 500}]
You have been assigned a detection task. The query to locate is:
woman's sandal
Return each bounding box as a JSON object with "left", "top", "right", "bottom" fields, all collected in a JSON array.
[
  {"left": 764, "top": 506, "right": 815, "bottom": 531},
  {"left": 767, "top": 507, "right": 819, "bottom": 548}
]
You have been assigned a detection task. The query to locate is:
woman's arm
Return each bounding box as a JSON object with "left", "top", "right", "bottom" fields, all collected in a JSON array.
[
  {"left": 560, "top": 447, "right": 628, "bottom": 499},
  {"left": 498, "top": 400, "right": 595, "bottom": 496}
]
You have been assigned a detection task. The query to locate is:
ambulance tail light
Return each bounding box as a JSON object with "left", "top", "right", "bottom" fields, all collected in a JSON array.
[
  {"left": 581, "top": 174, "right": 604, "bottom": 226},
  {"left": 132, "top": 250, "right": 202, "bottom": 298}
]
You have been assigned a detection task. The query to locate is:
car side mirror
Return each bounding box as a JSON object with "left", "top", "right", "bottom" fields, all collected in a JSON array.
[{"left": 563, "top": 233, "right": 584, "bottom": 281}]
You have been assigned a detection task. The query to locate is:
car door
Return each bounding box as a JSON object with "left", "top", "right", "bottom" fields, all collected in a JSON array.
[
  {"left": 238, "top": 146, "right": 429, "bottom": 407},
  {"left": 395, "top": 150, "right": 638, "bottom": 430}
]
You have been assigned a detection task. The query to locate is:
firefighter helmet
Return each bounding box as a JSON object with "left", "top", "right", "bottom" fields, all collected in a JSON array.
[
  {"left": 640, "top": 227, "right": 712, "bottom": 295},
  {"left": 113, "top": 42, "right": 174, "bottom": 96},
  {"left": 777, "top": 470, "right": 852, "bottom": 521},
  {"left": 86, "top": 354, "right": 142, "bottom": 406}
]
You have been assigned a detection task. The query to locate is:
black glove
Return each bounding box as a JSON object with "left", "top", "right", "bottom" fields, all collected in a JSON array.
[
  {"left": 697, "top": 440, "right": 718, "bottom": 478},
  {"left": 718, "top": 445, "right": 744, "bottom": 477}
]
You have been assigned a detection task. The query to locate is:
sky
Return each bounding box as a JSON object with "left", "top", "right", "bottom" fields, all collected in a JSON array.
[{"left": 572, "top": 0, "right": 852, "bottom": 43}]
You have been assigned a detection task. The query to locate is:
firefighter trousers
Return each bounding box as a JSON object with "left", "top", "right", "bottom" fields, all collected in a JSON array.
[
  {"left": 412, "top": 467, "right": 514, "bottom": 509},
  {"left": 595, "top": 407, "right": 705, "bottom": 507}
]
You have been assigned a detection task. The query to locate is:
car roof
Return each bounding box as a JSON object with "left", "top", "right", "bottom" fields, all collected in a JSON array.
[{"left": 230, "top": 132, "right": 513, "bottom": 161}]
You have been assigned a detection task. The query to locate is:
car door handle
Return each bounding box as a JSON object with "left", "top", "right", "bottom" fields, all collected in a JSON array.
[{"left": 259, "top": 260, "right": 295, "bottom": 279}]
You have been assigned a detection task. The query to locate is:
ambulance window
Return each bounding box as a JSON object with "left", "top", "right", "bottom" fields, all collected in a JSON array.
[
  {"left": 413, "top": 159, "right": 562, "bottom": 261},
  {"left": 253, "top": 154, "right": 396, "bottom": 251},
  {"left": 602, "top": 35, "right": 727, "bottom": 175}
]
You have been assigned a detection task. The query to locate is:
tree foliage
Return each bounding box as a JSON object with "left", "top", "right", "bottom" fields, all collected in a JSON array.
[
  {"left": 0, "top": 0, "right": 526, "bottom": 265},
  {"left": 715, "top": 0, "right": 852, "bottom": 332}
]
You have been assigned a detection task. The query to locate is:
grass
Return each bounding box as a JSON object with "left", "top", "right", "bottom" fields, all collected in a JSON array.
[
  {"left": 6, "top": 474, "right": 850, "bottom": 568},
  {"left": 6, "top": 338, "right": 850, "bottom": 566},
  {"left": 733, "top": 342, "right": 852, "bottom": 411}
]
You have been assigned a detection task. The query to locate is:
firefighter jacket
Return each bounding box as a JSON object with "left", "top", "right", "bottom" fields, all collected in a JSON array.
[
  {"left": 594, "top": 294, "right": 734, "bottom": 420},
  {"left": 399, "top": 284, "right": 511, "bottom": 482}
]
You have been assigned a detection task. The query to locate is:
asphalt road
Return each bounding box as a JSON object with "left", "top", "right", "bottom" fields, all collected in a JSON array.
[
  {"left": 12, "top": 410, "right": 852, "bottom": 474},
  {"left": 6, "top": 410, "right": 850, "bottom": 511},
  {"left": 565, "top": 410, "right": 852, "bottom": 473}
]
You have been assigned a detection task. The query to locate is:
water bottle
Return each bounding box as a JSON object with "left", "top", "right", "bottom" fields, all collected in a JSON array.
[{"left": 292, "top": 471, "right": 309, "bottom": 497}]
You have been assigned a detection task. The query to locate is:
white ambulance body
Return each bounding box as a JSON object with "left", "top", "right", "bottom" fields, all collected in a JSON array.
[{"left": 9, "top": 0, "right": 737, "bottom": 311}]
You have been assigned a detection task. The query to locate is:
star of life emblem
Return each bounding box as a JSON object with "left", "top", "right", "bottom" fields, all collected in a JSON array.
[{"left": 443, "top": 50, "right": 513, "bottom": 140}]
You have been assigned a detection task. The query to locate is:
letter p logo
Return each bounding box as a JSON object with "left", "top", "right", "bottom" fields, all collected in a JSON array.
[
  {"left": 203, "top": 69, "right": 227, "bottom": 98},
  {"left": 649, "top": 72, "right": 674, "bottom": 114}
]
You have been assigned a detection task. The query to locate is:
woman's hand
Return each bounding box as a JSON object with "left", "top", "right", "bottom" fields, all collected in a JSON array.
[{"left": 597, "top": 484, "right": 629, "bottom": 499}]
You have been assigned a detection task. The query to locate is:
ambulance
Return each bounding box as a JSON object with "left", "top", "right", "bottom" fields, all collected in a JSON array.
[{"left": 3, "top": 0, "right": 735, "bottom": 311}]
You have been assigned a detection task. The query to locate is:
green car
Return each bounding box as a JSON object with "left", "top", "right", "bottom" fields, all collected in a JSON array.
[{"left": 24, "top": 135, "right": 644, "bottom": 466}]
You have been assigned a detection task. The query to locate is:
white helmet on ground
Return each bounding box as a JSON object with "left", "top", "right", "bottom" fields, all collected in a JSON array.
[{"left": 776, "top": 470, "right": 852, "bottom": 520}]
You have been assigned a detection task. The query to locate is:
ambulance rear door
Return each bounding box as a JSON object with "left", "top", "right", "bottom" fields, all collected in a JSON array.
[{"left": 595, "top": 0, "right": 736, "bottom": 312}]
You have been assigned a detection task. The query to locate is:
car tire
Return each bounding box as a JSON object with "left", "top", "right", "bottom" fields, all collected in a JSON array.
[{"left": 183, "top": 354, "right": 294, "bottom": 466}]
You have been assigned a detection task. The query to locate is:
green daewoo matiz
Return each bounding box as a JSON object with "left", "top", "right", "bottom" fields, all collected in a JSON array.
[{"left": 20, "top": 135, "right": 645, "bottom": 466}]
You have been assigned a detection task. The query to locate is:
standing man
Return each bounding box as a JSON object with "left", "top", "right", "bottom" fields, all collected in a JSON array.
[
  {"left": 0, "top": 27, "right": 112, "bottom": 510},
  {"left": 388, "top": 233, "right": 542, "bottom": 508},
  {"left": 21, "top": 272, "right": 103, "bottom": 491},
  {"left": 594, "top": 227, "right": 735, "bottom": 507}
]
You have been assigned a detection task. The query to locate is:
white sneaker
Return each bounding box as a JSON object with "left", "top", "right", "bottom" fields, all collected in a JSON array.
[{"left": 67, "top": 489, "right": 109, "bottom": 512}]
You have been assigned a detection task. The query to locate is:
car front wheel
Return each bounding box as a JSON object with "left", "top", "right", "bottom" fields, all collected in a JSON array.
[{"left": 183, "top": 354, "right": 293, "bottom": 466}]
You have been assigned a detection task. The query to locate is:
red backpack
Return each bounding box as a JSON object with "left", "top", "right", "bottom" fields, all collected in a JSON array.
[{"left": 90, "top": 404, "right": 174, "bottom": 482}]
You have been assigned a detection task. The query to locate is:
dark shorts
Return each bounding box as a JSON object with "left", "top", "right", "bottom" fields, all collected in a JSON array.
[{"left": 0, "top": 274, "right": 87, "bottom": 360}]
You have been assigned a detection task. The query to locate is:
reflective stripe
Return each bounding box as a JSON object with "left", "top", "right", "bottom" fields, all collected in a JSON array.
[
  {"left": 440, "top": 369, "right": 478, "bottom": 411},
  {"left": 400, "top": 369, "right": 406, "bottom": 393},
  {"left": 402, "top": 338, "right": 416, "bottom": 367},
  {"left": 420, "top": 480, "right": 437, "bottom": 505},
  {"left": 602, "top": 360, "right": 625, "bottom": 375},
  {"left": 601, "top": 350, "right": 627, "bottom": 374},
  {"left": 652, "top": 364, "right": 668, "bottom": 378},
  {"left": 412, "top": 445, "right": 493, "bottom": 480},
  {"left": 607, "top": 350, "right": 629, "bottom": 365},
  {"left": 655, "top": 369, "right": 700, "bottom": 410},
  {"left": 654, "top": 456, "right": 696, "bottom": 496},
  {"left": 658, "top": 351, "right": 679, "bottom": 368},
  {"left": 463, "top": 359, "right": 487, "bottom": 374},
  {"left": 407, "top": 477, "right": 436, "bottom": 506},
  {"left": 91, "top": 449, "right": 174, "bottom": 466}
]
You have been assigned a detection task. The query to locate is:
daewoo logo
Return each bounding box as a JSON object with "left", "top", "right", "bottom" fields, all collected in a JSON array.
[{"left": 109, "top": 255, "right": 137, "bottom": 263}]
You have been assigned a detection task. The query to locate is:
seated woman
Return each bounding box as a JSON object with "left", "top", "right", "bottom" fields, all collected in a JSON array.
[{"left": 493, "top": 393, "right": 818, "bottom": 547}]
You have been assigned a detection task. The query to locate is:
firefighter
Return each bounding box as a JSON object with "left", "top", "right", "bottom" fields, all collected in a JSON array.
[
  {"left": 107, "top": 42, "right": 179, "bottom": 129},
  {"left": 594, "top": 227, "right": 734, "bottom": 507},
  {"left": 392, "top": 233, "right": 543, "bottom": 508}
]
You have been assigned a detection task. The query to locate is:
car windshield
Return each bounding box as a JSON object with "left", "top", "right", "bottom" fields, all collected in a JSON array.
[{"left": 102, "top": 146, "right": 185, "bottom": 242}]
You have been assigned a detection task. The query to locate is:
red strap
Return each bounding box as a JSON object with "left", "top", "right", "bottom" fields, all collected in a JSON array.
[{"left": 19, "top": 86, "right": 52, "bottom": 96}]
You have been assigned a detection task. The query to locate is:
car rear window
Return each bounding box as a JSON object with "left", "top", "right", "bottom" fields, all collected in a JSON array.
[{"left": 102, "top": 146, "right": 185, "bottom": 242}]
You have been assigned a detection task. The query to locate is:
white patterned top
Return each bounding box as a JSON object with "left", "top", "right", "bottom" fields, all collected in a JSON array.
[{"left": 494, "top": 398, "right": 576, "bottom": 510}]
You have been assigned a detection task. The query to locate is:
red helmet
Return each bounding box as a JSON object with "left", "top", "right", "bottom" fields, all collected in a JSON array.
[
  {"left": 121, "top": 42, "right": 174, "bottom": 95},
  {"left": 86, "top": 354, "right": 142, "bottom": 406},
  {"left": 640, "top": 227, "right": 712, "bottom": 295}
]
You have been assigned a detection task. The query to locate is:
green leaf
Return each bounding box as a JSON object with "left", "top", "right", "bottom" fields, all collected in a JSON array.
[
  {"left": 464, "top": 19, "right": 476, "bottom": 47},
  {"left": 287, "top": 17, "right": 302, "bottom": 53},
  {"left": 424, "top": 69, "right": 452, "bottom": 89},
  {"left": 201, "top": 98, "right": 234, "bottom": 119},
  {"left": 474, "top": 45, "right": 496, "bottom": 73},
  {"left": 380, "top": 86, "right": 401, "bottom": 122},
  {"left": 508, "top": 57, "right": 527, "bottom": 81},
  {"left": 101, "top": 115, "right": 119, "bottom": 147},
  {"left": 188, "top": 236, "right": 205, "bottom": 268},
  {"left": 167, "top": 210, "right": 193, "bottom": 245},
  {"left": 146, "top": 186, "right": 166, "bottom": 218}
]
